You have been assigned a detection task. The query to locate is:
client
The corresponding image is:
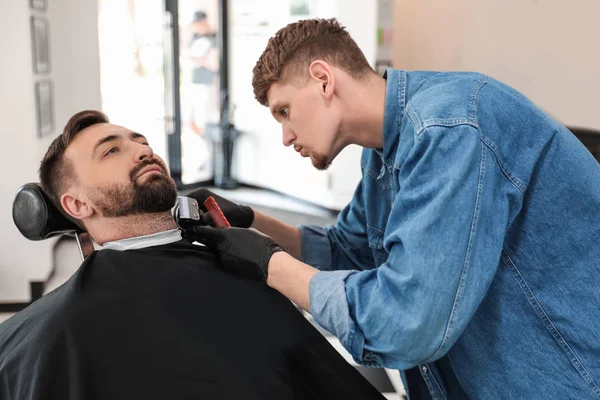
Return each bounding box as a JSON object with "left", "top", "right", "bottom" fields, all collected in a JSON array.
[{"left": 0, "top": 110, "right": 384, "bottom": 400}]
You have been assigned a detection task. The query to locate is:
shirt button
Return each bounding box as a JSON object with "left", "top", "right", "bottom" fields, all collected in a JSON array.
[{"left": 422, "top": 366, "right": 428, "bottom": 373}]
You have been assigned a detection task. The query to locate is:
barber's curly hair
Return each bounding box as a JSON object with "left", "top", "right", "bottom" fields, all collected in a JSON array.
[
  {"left": 39, "top": 110, "right": 109, "bottom": 222},
  {"left": 252, "top": 18, "right": 374, "bottom": 107}
]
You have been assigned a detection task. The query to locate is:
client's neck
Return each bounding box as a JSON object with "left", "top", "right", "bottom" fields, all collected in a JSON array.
[{"left": 90, "top": 212, "right": 178, "bottom": 245}]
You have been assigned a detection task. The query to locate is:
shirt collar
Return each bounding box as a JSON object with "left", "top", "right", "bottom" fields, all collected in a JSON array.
[
  {"left": 379, "top": 68, "right": 406, "bottom": 168},
  {"left": 101, "top": 229, "right": 183, "bottom": 251}
]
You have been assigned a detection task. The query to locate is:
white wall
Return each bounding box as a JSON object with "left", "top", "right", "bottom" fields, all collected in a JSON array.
[
  {"left": 0, "top": 1, "right": 42, "bottom": 302},
  {"left": 0, "top": 0, "right": 101, "bottom": 302},
  {"left": 393, "top": 0, "right": 600, "bottom": 130}
]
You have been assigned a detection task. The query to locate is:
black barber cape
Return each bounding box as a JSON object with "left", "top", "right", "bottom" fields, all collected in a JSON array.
[{"left": 0, "top": 240, "right": 384, "bottom": 400}]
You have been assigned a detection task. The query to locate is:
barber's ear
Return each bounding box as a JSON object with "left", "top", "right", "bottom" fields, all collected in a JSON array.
[
  {"left": 60, "top": 192, "right": 94, "bottom": 220},
  {"left": 308, "top": 60, "right": 334, "bottom": 100}
]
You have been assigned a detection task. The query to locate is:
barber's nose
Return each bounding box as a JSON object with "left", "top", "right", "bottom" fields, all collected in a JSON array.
[{"left": 282, "top": 126, "right": 296, "bottom": 147}]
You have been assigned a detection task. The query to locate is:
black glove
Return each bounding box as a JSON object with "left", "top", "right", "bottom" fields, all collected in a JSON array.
[
  {"left": 187, "top": 226, "right": 284, "bottom": 281},
  {"left": 186, "top": 188, "right": 254, "bottom": 228}
]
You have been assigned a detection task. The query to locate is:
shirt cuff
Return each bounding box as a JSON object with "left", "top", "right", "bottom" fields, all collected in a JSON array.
[
  {"left": 309, "top": 270, "right": 381, "bottom": 367},
  {"left": 298, "top": 225, "right": 333, "bottom": 270}
]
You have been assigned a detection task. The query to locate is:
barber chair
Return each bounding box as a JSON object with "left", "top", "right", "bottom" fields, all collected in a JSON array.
[{"left": 12, "top": 183, "right": 95, "bottom": 260}]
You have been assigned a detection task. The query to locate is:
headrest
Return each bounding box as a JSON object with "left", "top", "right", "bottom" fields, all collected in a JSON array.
[
  {"left": 12, "top": 183, "right": 82, "bottom": 241},
  {"left": 568, "top": 126, "right": 600, "bottom": 138}
]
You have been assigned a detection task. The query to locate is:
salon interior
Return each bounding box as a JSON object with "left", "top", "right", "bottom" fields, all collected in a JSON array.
[{"left": 1, "top": 1, "right": 599, "bottom": 399}]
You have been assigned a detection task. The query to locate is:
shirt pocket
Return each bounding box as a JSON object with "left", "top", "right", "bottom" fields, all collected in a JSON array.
[
  {"left": 367, "top": 224, "right": 389, "bottom": 266},
  {"left": 364, "top": 164, "right": 394, "bottom": 191}
]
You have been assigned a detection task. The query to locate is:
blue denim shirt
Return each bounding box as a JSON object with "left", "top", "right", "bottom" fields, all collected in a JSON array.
[{"left": 300, "top": 68, "right": 600, "bottom": 399}]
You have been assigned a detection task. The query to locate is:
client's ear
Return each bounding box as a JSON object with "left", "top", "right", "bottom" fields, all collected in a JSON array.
[{"left": 60, "top": 192, "right": 94, "bottom": 221}]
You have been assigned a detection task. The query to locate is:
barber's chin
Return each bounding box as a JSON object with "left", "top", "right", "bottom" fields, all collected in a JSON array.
[{"left": 311, "top": 154, "right": 331, "bottom": 171}]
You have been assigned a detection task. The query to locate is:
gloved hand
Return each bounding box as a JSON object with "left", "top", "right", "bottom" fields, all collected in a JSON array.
[
  {"left": 186, "top": 188, "right": 254, "bottom": 228},
  {"left": 187, "top": 226, "right": 284, "bottom": 281}
]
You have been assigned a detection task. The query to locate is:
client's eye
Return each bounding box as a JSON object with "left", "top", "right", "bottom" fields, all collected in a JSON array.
[
  {"left": 280, "top": 107, "right": 288, "bottom": 117},
  {"left": 105, "top": 147, "right": 118, "bottom": 157}
]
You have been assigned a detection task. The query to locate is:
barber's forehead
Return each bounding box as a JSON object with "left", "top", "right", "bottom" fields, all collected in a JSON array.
[{"left": 266, "top": 81, "right": 292, "bottom": 103}]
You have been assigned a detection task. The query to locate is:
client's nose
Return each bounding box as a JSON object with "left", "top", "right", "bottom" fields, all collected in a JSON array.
[{"left": 135, "top": 142, "right": 153, "bottom": 161}]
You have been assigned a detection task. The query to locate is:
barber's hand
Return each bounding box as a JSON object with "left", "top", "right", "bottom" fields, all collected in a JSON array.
[
  {"left": 187, "top": 226, "right": 284, "bottom": 281},
  {"left": 186, "top": 188, "right": 254, "bottom": 228}
]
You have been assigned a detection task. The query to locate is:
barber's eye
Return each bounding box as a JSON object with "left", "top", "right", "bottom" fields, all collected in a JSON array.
[{"left": 280, "top": 108, "right": 288, "bottom": 117}]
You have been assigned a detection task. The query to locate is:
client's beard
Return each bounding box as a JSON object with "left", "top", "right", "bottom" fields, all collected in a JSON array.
[{"left": 91, "top": 160, "right": 178, "bottom": 218}]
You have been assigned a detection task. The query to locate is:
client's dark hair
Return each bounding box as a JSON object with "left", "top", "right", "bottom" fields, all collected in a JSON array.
[{"left": 39, "top": 110, "right": 109, "bottom": 223}]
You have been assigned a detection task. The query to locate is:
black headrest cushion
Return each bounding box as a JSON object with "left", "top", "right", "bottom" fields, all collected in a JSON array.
[{"left": 12, "top": 183, "right": 82, "bottom": 240}]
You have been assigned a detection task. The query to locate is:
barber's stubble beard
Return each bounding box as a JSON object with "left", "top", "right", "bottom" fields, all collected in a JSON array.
[
  {"left": 311, "top": 153, "right": 331, "bottom": 171},
  {"left": 92, "top": 160, "right": 178, "bottom": 218}
]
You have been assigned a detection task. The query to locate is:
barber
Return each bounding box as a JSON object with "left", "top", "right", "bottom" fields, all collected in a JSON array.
[{"left": 185, "top": 18, "right": 600, "bottom": 400}]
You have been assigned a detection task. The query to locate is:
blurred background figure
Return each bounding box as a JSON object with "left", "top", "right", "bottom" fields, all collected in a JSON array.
[
  {"left": 179, "top": 9, "right": 218, "bottom": 180},
  {"left": 183, "top": 10, "right": 218, "bottom": 137}
]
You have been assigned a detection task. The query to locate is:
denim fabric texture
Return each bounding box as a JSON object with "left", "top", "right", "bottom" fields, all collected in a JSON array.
[{"left": 301, "top": 68, "right": 600, "bottom": 399}]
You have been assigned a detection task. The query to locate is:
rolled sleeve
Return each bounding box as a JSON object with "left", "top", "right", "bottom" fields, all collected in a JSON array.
[
  {"left": 309, "top": 271, "right": 381, "bottom": 367},
  {"left": 298, "top": 225, "right": 333, "bottom": 270}
]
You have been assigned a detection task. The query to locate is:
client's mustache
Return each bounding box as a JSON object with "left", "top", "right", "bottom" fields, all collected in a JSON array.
[{"left": 130, "top": 159, "right": 168, "bottom": 181}]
